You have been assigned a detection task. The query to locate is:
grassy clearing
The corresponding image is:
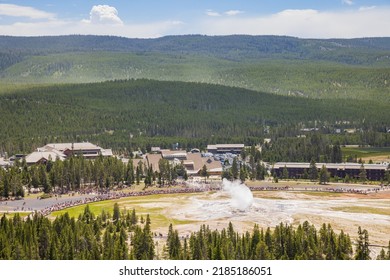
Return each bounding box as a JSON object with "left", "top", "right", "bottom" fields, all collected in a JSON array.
[
  {"left": 252, "top": 192, "right": 287, "bottom": 200},
  {"left": 299, "top": 191, "right": 347, "bottom": 198},
  {"left": 49, "top": 193, "right": 196, "bottom": 229},
  {"left": 0, "top": 212, "right": 30, "bottom": 219},
  {"left": 342, "top": 147, "right": 390, "bottom": 162},
  {"left": 332, "top": 206, "right": 390, "bottom": 216},
  {"left": 25, "top": 192, "right": 45, "bottom": 199}
]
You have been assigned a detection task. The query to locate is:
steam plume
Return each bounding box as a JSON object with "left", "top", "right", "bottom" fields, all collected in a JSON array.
[{"left": 222, "top": 179, "right": 253, "bottom": 211}]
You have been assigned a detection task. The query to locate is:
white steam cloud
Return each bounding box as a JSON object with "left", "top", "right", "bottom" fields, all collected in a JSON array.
[{"left": 222, "top": 179, "right": 253, "bottom": 211}]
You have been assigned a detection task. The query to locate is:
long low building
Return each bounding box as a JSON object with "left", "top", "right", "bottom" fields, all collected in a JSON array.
[
  {"left": 43, "top": 142, "right": 113, "bottom": 158},
  {"left": 272, "top": 162, "right": 389, "bottom": 181},
  {"left": 25, "top": 142, "right": 113, "bottom": 165},
  {"left": 207, "top": 144, "right": 245, "bottom": 154}
]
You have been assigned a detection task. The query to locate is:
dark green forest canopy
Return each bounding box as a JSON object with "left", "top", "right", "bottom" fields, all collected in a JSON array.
[
  {"left": 0, "top": 79, "right": 389, "bottom": 154},
  {"left": 0, "top": 209, "right": 387, "bottom": 260}
]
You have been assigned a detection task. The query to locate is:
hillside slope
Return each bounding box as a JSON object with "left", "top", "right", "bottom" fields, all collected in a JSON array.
[
  {"left": 1, "top": 35, "right": 390, "bottom": 100},
  {"left": 1, "top": 79, "right": 389, "bottom": 153}
]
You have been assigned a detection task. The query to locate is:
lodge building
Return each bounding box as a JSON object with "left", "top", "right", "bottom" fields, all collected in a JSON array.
[
  {"left": 25, "top": 142, "right": 113, "bottom": 165},
  {"left": 272, "top": 162, "right": 388, "bottom": 181}
]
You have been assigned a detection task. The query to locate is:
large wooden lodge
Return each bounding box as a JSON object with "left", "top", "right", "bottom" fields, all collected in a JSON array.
[{"left": 272, "top": 162, "right": 388, "bottom": 181}]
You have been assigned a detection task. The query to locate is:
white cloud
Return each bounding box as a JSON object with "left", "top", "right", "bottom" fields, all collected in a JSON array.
[
  {"left": 206, "top": 10, "right": 221, "bottom": 17},
  {"left": 83, "top": 5, "right": 123, "bottom": 25},
  {"left": 0, "top": 4, "right": 183, "bottom": 38},
  {"left": 197, "top": 7, "right": 390, "bottom": 38},
  {"left": 207, "top": 9, "right": 244, "bottom": 17},
  {"left": 1, "top": 5, "right": 390, "bottom": 39},
  {"left": 0, "top": 19, "right": 184, "bottom": 38},
  {"left": 225, "top": 10, "right": 244, "bottom": 16},
  {"left": 359, "top": 6, "right": 376, "bottom": 11},
  {"left": 0, "top": 4, "right": 55, "bottom": 19},
  {"left": 342, "top": 0, "right": 354, "bottom": 6}
]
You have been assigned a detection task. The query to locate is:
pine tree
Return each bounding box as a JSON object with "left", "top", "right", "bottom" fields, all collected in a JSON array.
[
  {"left": 166, "top": 224, "right": 182, "bottom": 260},
  {"left": 113, "top": 203, "right": 120, "bottom": 223},
  {"left": 309, "top": 159, "right": 318, "bottom": 181},
  {"left": 232, "top": 157, "right": 239, "bottom": 180},
  {"left": 2, "top": 172, "right": 10, "bottom": 198},
  {"left": 39, "top": 165, "right": 51, "bottom": 194},
  {"left": 255, "top": 163, "right": 265, "bottom": 180},
  {"left": 136, "top": 165, "right": 141, "bottom": 185},
  {"left": 354, "top": 226, "right": 371, "bottom": 260},
  {"left": 319, "top": 165, "right": 330, "bottom": 185},
  {"left": 200, "top": 164, "right": 209, "bottom": 183},
  {"left": 144, "top": 214, "right": 155, "bottom": 259},
  {"left": 239, "top": 166, "right": 246, "bottom": 182},
  {"left": 126, "top": 160, "right": 135, "bottom": 185},
  {"left": 331, "top": 144, "right": 342, "bottom": 163},
  {"left": 249, "top": 156, "right": 256, "bottom": 180},
  {"left": 130, "top": 208, "right": 138, "bottom": 228},
  {"left": 359, "top": 164, "right": 367, "bottom": 183},
  {"left": 282, "top": 166, "right": 289, "bottom": 180}
]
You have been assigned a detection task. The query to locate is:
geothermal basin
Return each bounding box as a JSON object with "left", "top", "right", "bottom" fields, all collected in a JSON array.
[{"left": 142, "top": 180, "right": 390, "bottom": 252}]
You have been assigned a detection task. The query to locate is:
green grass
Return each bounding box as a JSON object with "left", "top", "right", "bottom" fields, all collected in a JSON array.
[
  {"left": 299, "top": 191, "right": 347, "bottom": 197},
  {"left": 342, "top": 147, "right": 390, "bottom": 161},
  {"left": 332, "top": 206, "right": 390, "bottom": 216},
  {"left": 0, "top": 212, "right": 30, "bottom": 219},
  {"left": 50, "top": 193, "right": 196, "bottom": 229}
]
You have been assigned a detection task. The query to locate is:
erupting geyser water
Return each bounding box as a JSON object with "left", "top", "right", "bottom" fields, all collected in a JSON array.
[{"left": 222, "top": 179, "right": 254, "bottom": 211}]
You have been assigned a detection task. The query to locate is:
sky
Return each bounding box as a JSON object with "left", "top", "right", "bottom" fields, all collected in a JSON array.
[{"left": 0, "top": 1, "right": 390, "bottom": 38}]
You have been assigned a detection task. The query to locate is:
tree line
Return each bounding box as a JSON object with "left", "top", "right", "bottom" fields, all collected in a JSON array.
[
  {"left": 260, "top": 135, "right": 343, "bottom": 163},
  {"left": 0, "top": 155, "right": 193, "bottom": 199},
  {"left": 2, "top": 146, "right": 389, "bottom": 200},
  {"left": 1, "top": 206, "right": 389, "bottom": 260}
]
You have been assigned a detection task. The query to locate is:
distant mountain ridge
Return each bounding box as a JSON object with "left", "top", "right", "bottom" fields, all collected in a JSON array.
[
  {"left": 1, "top": 35, "right": 390, "bottom": 100},
  {"left": 1, "top": 34, "right": 390, "bottom": 62}
]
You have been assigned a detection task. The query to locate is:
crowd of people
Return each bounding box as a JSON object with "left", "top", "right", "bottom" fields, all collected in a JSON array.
[
  {"left": 249, "top": 185, "right": 389, "bottom": 194},
  {"left": 36, "top": 187, "right": 206, "bottom": 217},
  {"left": 249, "top": 186, "right": 290, "bottom": 191}
]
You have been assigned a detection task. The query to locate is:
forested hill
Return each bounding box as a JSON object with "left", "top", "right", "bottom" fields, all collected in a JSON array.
[
  {"left": 1, "top": 35, "right": 390, "bottom": 64},
  {"left": 1, "top": 79, "right": 389, "bottom": 154},
  {"left": 1, "top": 35, "right": 390, "bottom": 100}
]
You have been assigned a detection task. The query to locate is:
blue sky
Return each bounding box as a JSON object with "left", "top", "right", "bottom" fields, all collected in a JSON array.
[{"left": 0, "top": 1, "right": 390, "bottom": 38}]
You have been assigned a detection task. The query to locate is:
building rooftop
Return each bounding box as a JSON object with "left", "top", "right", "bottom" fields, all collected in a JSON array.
[
  {"left": 44, "top": 142, "right": 101, "bottom": 152},
  {"left": 207, "top": 144, "right": 245, "bottom": 149},
  {"left": 25, "top": 151, "right": 66, "bottom": 164},
  {"left": 133, "top": 151, "right": 223, "bottom": 176},
  {"left": 101, "top": 149, "right": 113, "bottom": 157},
  {"left": 161, "top": 149, "right": 187, "bottom": 159},
  {"left": 273, "top": 162, "right": 389, "bottom": 170},
  {"left": 145, "top": 153, "right": 163, "bottom": 172}
]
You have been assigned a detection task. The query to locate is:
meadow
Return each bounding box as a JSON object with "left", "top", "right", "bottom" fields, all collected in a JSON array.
[{"left": 342, "top": 147, "right": 390, "bottom": 162}]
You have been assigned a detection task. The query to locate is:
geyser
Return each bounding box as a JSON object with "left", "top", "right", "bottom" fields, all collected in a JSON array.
[{"left": 222, "top": 179, "right": 254, "bottom": 211}]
